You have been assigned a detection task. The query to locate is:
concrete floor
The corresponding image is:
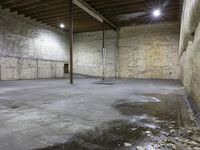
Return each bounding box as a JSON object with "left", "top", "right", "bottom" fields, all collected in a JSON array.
[{"left": 0, "top": 78, "right": 194, "bottom": 150}]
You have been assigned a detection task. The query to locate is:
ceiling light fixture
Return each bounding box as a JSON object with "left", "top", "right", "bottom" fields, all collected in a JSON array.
[
  {"left": 59, "top": 23, "right": 65, "bottom": 29},
  {"left": 153, "top": 9, "right": 161, "bottom": 17}
]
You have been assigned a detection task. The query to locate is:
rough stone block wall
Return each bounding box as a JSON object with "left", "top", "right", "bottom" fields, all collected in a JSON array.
[
  {"left": 179, "top": 0, "right": 200, "bottom": 56},
  {"left": 0, "top": 9, "right": 68, "bottom": 80},
  {"left": 52, "top": 62, "right": 64, "bottom": 78},
  {"left": 0, "top": 57, "right": 65, "bottom": 80},
  {"left": 18, "top": 58, "right": 37, "bottom": 79},
  {"left": 74, "top": 23, "right": 180, "bottom": 79},
  {"left": 179, "top": 0, "right": 200, "bottom": 109},
  {"left": 38, "top": 60, "right": 53, "bottom": 79},
  {"left": 119, "top": 23, "right": 180, "bottom": 79},
  {"left": 74, "top": 30, "right": 116, "bottom": 77},
  {"left": 0, "top": 57, "right": 19, "bottom": 80}
]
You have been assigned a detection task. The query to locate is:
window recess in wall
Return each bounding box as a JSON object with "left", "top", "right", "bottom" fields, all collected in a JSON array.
[{"left": 64, "top": 63, "right": 69, "bottom": 73}]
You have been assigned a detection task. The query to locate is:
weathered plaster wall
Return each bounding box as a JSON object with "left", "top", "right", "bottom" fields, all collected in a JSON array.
[
  {"left": 179, "top": 0, "right": 200, "bottom": 109},
  {"left": 74, "top": 30, "right": 116, "bottom": 77},
  {"left": 0, "top": 9, "right": 68, "bottom": 80},
  {"left": 119, "top": 23, "right": 180, "bottom": 79}
]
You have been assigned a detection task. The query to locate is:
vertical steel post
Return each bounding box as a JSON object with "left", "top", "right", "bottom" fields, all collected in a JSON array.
[
  {"left": 115, "top": 29, "right": 119, "bottom": 78},
  {"left": 69, "top": 0, "right": 73, "bottom": 84},
  {"left": 102, "top": 22, "right": 105, "bottom": 80}
]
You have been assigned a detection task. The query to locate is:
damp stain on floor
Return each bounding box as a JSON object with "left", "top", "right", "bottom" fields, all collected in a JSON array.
[
  {"left": 36, "top": 93, "right": 195, "bottom": 150},
  {"left": 114, "top": 93, "right": 186, "bottom": 126},
  {"left": 37, "top": 119, "right": 159, "bottom": 150}
]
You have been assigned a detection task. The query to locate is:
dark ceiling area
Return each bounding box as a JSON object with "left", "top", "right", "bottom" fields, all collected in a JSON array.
[{"left": 0, "top": 0, "right": 182, "bottom": 32}]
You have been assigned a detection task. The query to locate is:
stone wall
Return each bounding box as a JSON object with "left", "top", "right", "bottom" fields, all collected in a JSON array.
[
  {"left": 0, "top": 57, "right": 64, "bottom": 80},
  {"left": 74, "top": 30, "right": 117, "bottom": 77},
  {"left": 0, "top": 9, "right": 69, "bottom": 80},
  {"left": 74, "top": 23, "right": 180, "bottom": 79},
  {"left": 118, "top": 23, "right": 180, "bottom": 79},
  {"left": 1, "top": 7, "right": 181, "bottom": 81},
  {"left": 179, "top": 0, "right": 200, "bottom": 109}
]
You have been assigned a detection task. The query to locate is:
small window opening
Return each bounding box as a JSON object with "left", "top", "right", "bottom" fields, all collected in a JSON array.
[{"left": 64, "top": 64, "right": 69, "bottom": 73}]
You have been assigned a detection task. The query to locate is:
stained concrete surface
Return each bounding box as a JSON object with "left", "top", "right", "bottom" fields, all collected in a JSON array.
[{"left": 0, "top": 78, "right": 196, "bottom": 150}]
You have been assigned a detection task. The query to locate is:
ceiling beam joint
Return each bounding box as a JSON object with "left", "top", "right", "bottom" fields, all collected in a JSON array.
[{"left": 72, "top": 0, "right": 118, "bottom": 30}]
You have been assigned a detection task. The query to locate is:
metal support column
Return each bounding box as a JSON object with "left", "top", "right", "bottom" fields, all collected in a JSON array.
[
  {"left": 115, "top": 29, "right": 119, "bottom": 78},
  {"left": 69, "top": 0, "right": 73, "bottom": 84},
  {"left": 102, "top": 22, "right": 105, "bottom": 80}
]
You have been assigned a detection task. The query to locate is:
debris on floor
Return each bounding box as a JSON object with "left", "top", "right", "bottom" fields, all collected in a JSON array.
[
  {"left": 124, "top": 142, "right": 132, "bottom": 147},
  {"left": 141, "top": 121, "right": 200, "bottom": 150},
  {"left": 136, "top": 146, "right": 145, "bottom": 150},
  {"left": 158, "top": 126, "right": 200, "bottom": 150},
  {"left": 36, "top": 115, "right": 200, "bottom": 150}
]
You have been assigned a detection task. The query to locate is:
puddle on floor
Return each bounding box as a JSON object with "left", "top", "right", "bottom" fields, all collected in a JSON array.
[
  {"left": 114, "top": 93, "right": 186, "bottom": 126},
  {"left": 35, "top": 93, "right": 197, "bottom": 150}
]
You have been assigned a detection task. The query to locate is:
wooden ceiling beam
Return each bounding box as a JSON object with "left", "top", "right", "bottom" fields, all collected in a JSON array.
[
  {"left": 11, "top": 0, "right": 65, "bottom": 11},
  {"left": 0, "top": 0, "right": 20, "bottom": 5},
  {"left": 28, "top": 5, "right": 147, "bottom": 19},
  {"left": 2, "top": 0, "right": 41, "bottom": 8},
  {"left": 0, "top": 0, "right": 181, "bottom": 32},
  {"left": 47, "top": 20, "right": 100, "bottom": 26},
  {"left": 88, "top": 0, "right": 144, "bottom": 6},
  {"left": 30, "top": 10, "right": 71, "bottom": 18},
  {"left": 12, "top": 1, "right": 67, "bottom": 13},
  {"left": 100, "top": 7, "right": 179, "bottom": 16},
  {"left": 73, "top": 0, "right": 118, "bottom": 30},
  {"left": 92, "top": 1, "right": 145, "bottom": 9},
  {"left": 36, "top": 12, "right": 89, "bottom": 20},
  {"left": 23, "top": 6, "right": 80, "bottom": 16},
  {"left": 73, "top": 0, "right": 103, "bottom": 23},
  {"left": 39, "top": 15, "right": 94, "bottom": 23}
]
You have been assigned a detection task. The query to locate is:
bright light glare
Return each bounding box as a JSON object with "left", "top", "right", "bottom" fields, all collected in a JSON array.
[
  {"left": 153, "top": 9, "right": 161, "bottom": 17},
  {"left": 59, "top": 23, "right": 65, "bottom": 29}
]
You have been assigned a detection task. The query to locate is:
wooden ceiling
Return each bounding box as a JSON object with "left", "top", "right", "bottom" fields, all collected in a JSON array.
[{"left": 0, "top": 0, "right": 181, "bottom": 32}]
